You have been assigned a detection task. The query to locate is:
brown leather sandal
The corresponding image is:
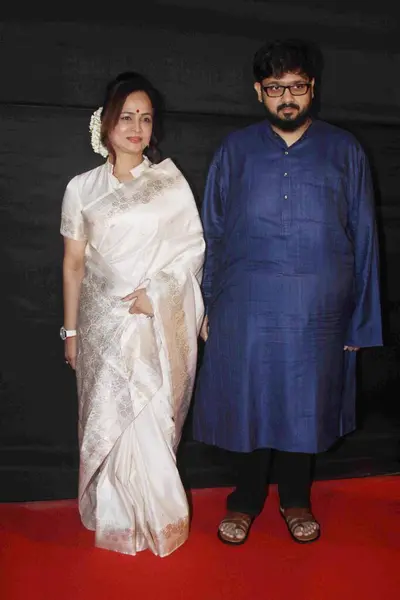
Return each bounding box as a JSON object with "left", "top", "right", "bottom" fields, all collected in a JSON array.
[
  {"left": 280, "top": 507, "right": 320, "bottom": 544},
  {"left": 217, "top": 511, "right": 254, "bottom": 546}
]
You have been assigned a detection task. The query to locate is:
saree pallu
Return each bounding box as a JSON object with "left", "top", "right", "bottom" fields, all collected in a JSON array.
[{"left": 62, "top": 159, "right": 205, "bottom": 556}]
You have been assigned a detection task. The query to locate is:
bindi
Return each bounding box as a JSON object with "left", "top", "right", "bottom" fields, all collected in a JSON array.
[{"left": 136, "top": 109, "right": 140, "bottom": 113}]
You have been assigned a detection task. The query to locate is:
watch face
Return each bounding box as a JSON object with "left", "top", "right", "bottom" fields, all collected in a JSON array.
[{"left": 60, "top": 326, "right": 66, "bottom": 340}]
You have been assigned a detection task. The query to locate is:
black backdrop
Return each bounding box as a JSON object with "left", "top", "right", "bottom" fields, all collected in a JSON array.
[{"left": 1, "top": 3, "right": 399, "bottom": 501}]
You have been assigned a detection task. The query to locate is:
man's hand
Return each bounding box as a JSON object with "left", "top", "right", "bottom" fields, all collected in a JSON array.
[{"left": 200, "top": 315, "right": 209, "bottom": 342}]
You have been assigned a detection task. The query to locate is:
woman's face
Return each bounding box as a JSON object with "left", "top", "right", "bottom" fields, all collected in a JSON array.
[{"left": 108, "top": 91, "right": 153, "bottom": 157}]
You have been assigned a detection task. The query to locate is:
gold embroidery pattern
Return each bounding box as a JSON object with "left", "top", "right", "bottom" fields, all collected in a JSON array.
[
  {"left": 157, "top": 516, "right": 189, "bottom": 540},
  {"left": 158, "top": 272, "right": 192, "bottom": 446},
  {"left": 96, "top": 517, "right": 188, "bottom": 556},
  {"left": 77, "top": 270, "right": 134, "bottom": 524},
  {"left": 60, "top": 213, "right": 86, "bottom": 240},
  {"left": 99, "top": 173, "right": 182, "bottom": 219},
  {"left": 96, "top": 525, "right": 136, "bottom": 556},
  {"left": 150, "top": 516, "right": 189, "bottom": 555}
]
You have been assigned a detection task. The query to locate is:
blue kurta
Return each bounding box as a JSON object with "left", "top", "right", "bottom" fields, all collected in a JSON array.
[{"left": 192, "top": 119, "right": 382, "bottom": 453}]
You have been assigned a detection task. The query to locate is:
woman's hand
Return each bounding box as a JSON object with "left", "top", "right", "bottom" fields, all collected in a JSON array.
[
  {"left": 65, "top": 336, "right": 77, "bottom": 370},
  {"left": 122, "top": 288, "right": 154, "bottom": 317},
  {"left": 200, "top": 315, "right": 209, "bottom": 342}
]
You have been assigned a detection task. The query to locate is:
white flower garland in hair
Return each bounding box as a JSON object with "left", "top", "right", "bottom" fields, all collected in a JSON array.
[{"left": 89, "top": 107, "right": 108, "bottom": 158}]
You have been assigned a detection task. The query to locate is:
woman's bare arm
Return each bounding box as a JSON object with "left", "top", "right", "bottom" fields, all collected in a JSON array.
[{"left": 63, "top": 237, "right": 86, "bottom": 368}]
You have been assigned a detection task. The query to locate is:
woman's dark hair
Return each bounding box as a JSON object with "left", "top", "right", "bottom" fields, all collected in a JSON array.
[
  {"left": 253, "top": 39, "right": 322, "bottom": 82},
  {"left": 100, "top": 71, "right": 163, "bottom": 163}
]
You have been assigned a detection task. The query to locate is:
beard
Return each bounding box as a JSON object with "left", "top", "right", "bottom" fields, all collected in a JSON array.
[{"left": 264, "top": 101, "right": 312, "bottom": 132}]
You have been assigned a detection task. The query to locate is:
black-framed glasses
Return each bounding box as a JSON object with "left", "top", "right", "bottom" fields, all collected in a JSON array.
[{"left": 262, "top": 83, "right": 311, "bottom": 98}]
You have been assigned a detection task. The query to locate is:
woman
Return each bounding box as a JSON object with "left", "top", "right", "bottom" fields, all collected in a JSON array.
[{"left": 60, "top": 72, "right": 205, "bottom": 557}]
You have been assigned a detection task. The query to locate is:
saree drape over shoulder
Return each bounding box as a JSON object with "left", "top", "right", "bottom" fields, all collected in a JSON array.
[{"left": 60, "top": 158, "right": 205, "bottom": 556}]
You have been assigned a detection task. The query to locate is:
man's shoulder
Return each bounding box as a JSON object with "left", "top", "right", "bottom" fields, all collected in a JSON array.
[
  {"left": 223, "top": 120, "right": 266, "bottom": 147},
  {"left": 313, "top": 120, "right": 361, "bottom": 149}
]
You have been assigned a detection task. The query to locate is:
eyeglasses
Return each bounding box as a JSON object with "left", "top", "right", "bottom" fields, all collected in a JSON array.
[{"left": 262, "top": 83, "right": 311, "bottom": 98}]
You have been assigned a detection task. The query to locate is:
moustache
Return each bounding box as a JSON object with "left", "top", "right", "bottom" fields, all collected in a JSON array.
[{"left": 278, "top": 103, "right": 299, "bottom": 111}]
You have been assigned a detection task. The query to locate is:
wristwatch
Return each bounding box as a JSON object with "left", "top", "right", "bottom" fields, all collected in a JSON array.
[{"left": 60, "top": 326, "right": 77, "bottom": 340}]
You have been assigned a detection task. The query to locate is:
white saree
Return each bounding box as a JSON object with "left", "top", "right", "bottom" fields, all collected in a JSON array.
[{"left": 60, "top": 157, "right": 205, "bottom": 556}]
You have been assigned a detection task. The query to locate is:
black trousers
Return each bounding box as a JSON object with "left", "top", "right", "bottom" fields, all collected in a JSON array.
[{"left": 227, "top": 449, "right": 313, "bottom": 517}]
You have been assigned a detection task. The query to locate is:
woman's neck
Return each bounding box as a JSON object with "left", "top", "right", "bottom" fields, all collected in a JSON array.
[{"left": 112, "top": 152, "right": 144, "bottom": 182}]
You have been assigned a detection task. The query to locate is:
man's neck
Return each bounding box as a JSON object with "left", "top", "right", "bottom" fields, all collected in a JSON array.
[{"left": 271, "top": 117, "right": 312, "bottom": 147}]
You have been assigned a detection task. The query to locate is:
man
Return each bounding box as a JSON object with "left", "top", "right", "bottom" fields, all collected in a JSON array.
[{"left": 193, "top": 39, "right": 382, "bottom": 545}]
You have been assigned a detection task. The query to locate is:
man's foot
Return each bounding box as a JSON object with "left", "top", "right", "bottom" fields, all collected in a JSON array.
[
  {"left": 279, "top": 507, "right": 320, "bottom": 543},
  {"left": 217, "top": 511, "right": 254, "bottom": 545}
]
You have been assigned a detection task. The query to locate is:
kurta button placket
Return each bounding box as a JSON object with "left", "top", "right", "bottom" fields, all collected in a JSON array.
[{"left": 282, "top": 149, "right": 290, "bottom": 232}]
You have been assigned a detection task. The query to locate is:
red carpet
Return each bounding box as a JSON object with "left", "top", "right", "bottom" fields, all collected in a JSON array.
[{"left": 1, "top": 476, "right": 399, "bottom": 600}]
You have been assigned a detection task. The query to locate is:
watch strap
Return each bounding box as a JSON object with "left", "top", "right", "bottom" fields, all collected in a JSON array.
[{"left": 60, "top": 326, "right": 77, "bottom": 340}]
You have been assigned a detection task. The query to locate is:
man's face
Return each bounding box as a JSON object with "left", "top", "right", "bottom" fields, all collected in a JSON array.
[{"left": 254, "top": 71, "right": 315, "bottom": 132}]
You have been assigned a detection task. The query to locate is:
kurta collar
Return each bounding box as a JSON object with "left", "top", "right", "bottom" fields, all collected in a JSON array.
[{"left": 262, "top": 118, "right": 316, "bottom": 147}]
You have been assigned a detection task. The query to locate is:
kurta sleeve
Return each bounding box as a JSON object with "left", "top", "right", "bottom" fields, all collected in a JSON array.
[
  {"left": 345, "top": 146, "right": 382, "bottom": 347},
  {"left": 60, "top": 176, "right": 87, "bottom": 241},
  {"left": 201, "top": 145, "right": 227, "bottom": 308}
]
